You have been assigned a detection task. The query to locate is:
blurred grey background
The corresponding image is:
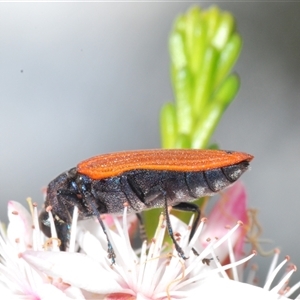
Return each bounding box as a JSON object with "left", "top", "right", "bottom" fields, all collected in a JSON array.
[{"left": 1, "top": 2, "right": 300, "bottom": 288}]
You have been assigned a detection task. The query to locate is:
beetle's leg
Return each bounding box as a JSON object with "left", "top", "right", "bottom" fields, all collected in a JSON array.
[
  {"left": 68, "top": 176, "right": 116, "bottom": 264},
  {"left": 83, "top": 193, "right": 116, "bottom": 265},
  {"left": 172, "top": 202, "right": 200, "bottom": 242},
  {"left": 172, "top": 202, "right": 201, "bottom": 256},
  {"left": 163, "top": 194, "right": 188, "bottom": 260},
  {"left": 95, "top": 213, "right": 116, "bottom": 265},
  {"left": 59, "top": 188, "right": 116, "bottom": 264}
]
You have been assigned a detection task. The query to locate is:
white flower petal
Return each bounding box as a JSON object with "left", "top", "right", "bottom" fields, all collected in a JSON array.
[
  {"left": 22, "top": 250, "right": 123, "bottom": 294},
  {"left": 76, "top": 227, "right": 108, "bottom": 262},
  {"left": 0, "top": 281, "right": 15, "bottom": 299},
  {"left": 64, "top": 286, "right": 87, "bottom": 299},
  {"left": 7, "top": 201, "right": 33, "bottom": 250},
  {"left": 36, "top": 283, "right": 74, "bottom": 300},
  {"left": 77, "top": 219, "right": 106, "bottom": 242},
  {"left": 170, "top": 277, "right": 284, "bottom": 300}
]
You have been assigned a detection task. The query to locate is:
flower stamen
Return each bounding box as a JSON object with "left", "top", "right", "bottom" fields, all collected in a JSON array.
[
  {"left": 32, "top": 203, "right": 42, "bottom": 251},
  {"left": 264, "top": 254, "right": 290, "bottom": 290},
  {"left": 68, "top": 206, "right": 78, "bottom": 253},
  {"left": 187, "top": 217, "right": 207, "bottom": 251},
  {"left": 270, "top": 264, "right": 297, "bottom": 294},
  {"left": 165, "top": 255, "right": 186, "bottom": 300},
  {"left": 46, "top": 209, "right": 60, "bottom": 251},
  {"left": 26, "top": 197, "right": 34, "bottom": 218},
  {"left": 246, "top": 264, "right": 258, "bottom": 285},
  {"left": 285, "top": 280, "right": 300, "bottom": 298},
  {"left": 265, "top": 248, "right": 280, "bottom": 284},
  {"left": 213, "top": 220, "right": 243, "bottom": 250},
  {"left": 227, "top": 231, "right": 239, "bottom": 281}
]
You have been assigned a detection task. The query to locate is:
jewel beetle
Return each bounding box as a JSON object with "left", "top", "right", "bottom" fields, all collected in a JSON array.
[{"left": 39, "top": 149, "right": 253, "bottom": 262}]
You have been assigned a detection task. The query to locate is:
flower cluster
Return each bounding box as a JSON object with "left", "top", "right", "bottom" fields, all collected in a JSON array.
[{"left": 0, "top": 183, "right": 299, "bottom": 299}]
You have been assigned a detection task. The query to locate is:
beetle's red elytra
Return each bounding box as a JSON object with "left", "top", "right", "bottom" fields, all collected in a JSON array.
[
  {"left": 39, "top": 149, "right": 254, "bottom": 263},
  {"left": 77, "top": 149, "right": 253, "bottom": 180}
]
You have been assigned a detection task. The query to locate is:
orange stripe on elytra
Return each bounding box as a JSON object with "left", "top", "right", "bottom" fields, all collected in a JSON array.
[{"left": 76, "top": 149, "right": 254, "bottom": 180}]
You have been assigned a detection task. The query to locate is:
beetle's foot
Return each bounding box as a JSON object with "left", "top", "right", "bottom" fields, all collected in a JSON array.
[
  {"left": 175, "top": 245, "right": 189, "bottom": 260},
  {"left": 107, "top": 243, "right": 116, "bottom": 265}
]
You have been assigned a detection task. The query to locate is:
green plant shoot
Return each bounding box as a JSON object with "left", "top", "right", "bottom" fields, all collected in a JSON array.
[{"left": 145, "top": 6, "right": 242, "bottom": 241}]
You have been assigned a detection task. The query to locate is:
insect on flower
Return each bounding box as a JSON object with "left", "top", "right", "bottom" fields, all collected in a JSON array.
[{"left": 39, "top": 149, "right": 253, "bottom": 263}]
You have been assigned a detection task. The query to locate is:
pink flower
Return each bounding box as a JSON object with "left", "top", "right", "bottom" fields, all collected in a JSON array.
[{"left": 198, "top": 181, "right": 248, "bottom": 264}]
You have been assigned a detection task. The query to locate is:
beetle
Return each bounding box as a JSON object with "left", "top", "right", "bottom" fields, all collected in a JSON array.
[{"left": 39, "top": 149, "right": 253, "bottom": 263}]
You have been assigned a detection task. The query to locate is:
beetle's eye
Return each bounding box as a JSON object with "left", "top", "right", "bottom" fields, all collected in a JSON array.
[{"left": 70, "top": 181, "right": 78, "bottom": 192}]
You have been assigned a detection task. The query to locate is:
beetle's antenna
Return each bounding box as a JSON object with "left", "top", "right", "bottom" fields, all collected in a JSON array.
[{"left": 163, "top": 194, "right": 188, "bottom": 260}]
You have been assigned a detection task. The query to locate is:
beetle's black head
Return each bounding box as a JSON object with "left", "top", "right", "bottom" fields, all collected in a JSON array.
[{"left": 39, "top": 167, "right": 79, "bottom": 250}]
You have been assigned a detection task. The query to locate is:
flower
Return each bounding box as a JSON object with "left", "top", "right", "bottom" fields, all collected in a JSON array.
[
  {"left": 0, "top": 189, "right": 299, "bottom": 299},
  {"left": 198, "top": 181, "right": 248, "bottom": 263},
  {"left": 0, "top": 200, "right": 84, "bottom": 299},
  {"left": 21, "top": 212, "right": 257, "bottom": 300}
]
